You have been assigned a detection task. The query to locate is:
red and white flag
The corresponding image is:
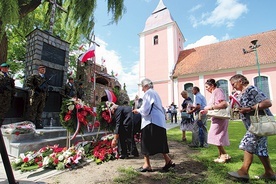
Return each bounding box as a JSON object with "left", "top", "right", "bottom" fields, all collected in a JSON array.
[{"left": 79, "top": 45, "right": 95, "bottom": 62}]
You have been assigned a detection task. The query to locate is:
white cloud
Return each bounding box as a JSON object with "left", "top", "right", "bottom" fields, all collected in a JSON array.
[
  {"left": 189, "top": 4, "right": 203, "bottom": 12},
  {"left": 184, "top": 35, "right": 219, "bottom": 49},
  {"left": 190, "top": 0, "right": 248, "bottom": 28},
  {"left": 94, "top": 37, "right": 139, "bottom": 100}
]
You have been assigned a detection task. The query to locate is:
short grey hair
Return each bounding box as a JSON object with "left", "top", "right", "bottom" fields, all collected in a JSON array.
[{"left": 141, "top": 78, "right": 153, "bottom": 89}]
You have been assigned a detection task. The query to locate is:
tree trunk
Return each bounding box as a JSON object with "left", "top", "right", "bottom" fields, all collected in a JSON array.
[{"left": 0, "top": 30, "right": 8, "bottom": 64}]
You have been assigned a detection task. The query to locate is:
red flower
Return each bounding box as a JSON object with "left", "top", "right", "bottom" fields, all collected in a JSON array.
[
  {"left": 64, "top": 114, "right": 71, "bottom": 121},
  {"left": 15, "top": 132, "right": 20, "bottom": 136},
  {"left": 53, "top": 147, "right": 65, "bottom": 153},
  {"left": 82, "top": 119, "right": 88, "bottom": 125},
  {"left": 94, "top": 121, "right": 100, "bottom": 128},
  {"left": 80, "top": 110, "right": 88, "bottom": 116},
  {"left": 53, "top": 158, "right": 59, "bottom": 165},
  {"left": 75, "top": 104, "right": 82, "bottom": 109},
  {"left": 77, "top": 112, "right": 84, "bottom": 119},
  {"left": 23, "top": 157, "right": 29, "bottom": 163}
]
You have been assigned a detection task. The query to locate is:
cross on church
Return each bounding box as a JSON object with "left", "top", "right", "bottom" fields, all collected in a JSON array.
[{"left": 48, "top": 0, "right": 67, "bottom": 34}]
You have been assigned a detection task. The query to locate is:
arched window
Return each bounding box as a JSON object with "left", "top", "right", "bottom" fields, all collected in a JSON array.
[
  {"left": 153, "top": 35, "right": 158, "bottom": 45},
  {"left": 217, "top": 79, "right": 229, "bottom": 101},
  {"left": 254, "top": 76, "right": 270, "bottom": 99},
  {"left": 184, "top": 83, "right": 193, "bottom": 99}
]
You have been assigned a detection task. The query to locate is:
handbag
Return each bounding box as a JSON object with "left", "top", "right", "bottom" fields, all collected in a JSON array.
[
  {"left": 207, "top": 106, "right": 231, "bottom": 119},
  {"left": 181, "top": 112, "right": 190, "bottom": 119},
  {"left": 249, "top": 103, "right": 276, "bottom": 136}
]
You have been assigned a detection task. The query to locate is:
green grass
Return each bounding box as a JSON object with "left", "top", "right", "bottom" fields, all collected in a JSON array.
[
  {"left": 113, "top": 167, "right": 140, "bottom": 183},
  {"left": 167, "top": 120, "right": 276, "bottom": 184}
]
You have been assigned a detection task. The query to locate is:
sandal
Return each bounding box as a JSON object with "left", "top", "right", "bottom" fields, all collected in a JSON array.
[
  {"left": 214, "top": 154, "right": 231, "bottom": 163},
  {"left": 137, "top": 167, "right": 153, "bottom": 172},
  {"left": 162, "top": 160, "right": 175, "bottom": 171}
]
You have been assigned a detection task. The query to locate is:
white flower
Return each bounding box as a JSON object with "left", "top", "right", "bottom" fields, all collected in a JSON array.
[
  {"left": 43, "top": 157, "right": 50, "bottom": 166},
  {"left": 58, "top": 155, "right": 64, "bottom": 161},
  {"left": 68, "top": 105, "right": 75, "bottom": 111}
]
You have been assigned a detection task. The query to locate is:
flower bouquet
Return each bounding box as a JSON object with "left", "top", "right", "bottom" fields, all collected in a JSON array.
[
  {"left": 2, "top": 121, "right": 36, "bottom": 135},
  {"left": 90, "top": 134, "right": 118, "bottom": 164},
  {"left": 11, "top": 151, "right": 43, "bottom": 172},
  {"left": 11, "top": 144, "right": 86, "bottom": 172},
  {"left": 42, "top": 145, "right": 85, "bottom": 170},
  {"left": 96, "top": 101, "right": 116, "bottom": 132},
  {"left": 59, "top": 98, "right": 97, "bottom": 140}
]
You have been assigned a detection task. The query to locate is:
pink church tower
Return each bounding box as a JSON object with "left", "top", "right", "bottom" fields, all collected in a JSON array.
[{"left": 139, "top": 0, "right": 185, "bottom": 106}]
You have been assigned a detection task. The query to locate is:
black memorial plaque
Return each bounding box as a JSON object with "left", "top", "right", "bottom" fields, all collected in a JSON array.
[
  {"left": 45, "top": 68, "right": 64, "bottom": 87},
  {"left": 41, "top": 42, "right": 65, "bottom": 66},
  {"left": 44, "top": 91, "right": 62, "bottom": 112}
]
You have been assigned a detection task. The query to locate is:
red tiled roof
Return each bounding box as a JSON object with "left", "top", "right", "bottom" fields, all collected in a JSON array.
[{"left": 173, "top": 30, "right": 276, "bottom": 77}]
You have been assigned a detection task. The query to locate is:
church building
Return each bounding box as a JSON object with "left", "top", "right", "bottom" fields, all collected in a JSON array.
[{"left": 138, "top": 0, "right": 276, "bottom": 113}]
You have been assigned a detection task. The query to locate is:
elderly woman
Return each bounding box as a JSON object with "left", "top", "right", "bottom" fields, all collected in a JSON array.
[
  {"left": 228, "top": 74, "right": 275, "bottom": 181},
  {"left": 201, "top": 79, "right": 231, "bottom": 163},
  {"left": 180, "top": 90, "right": 194, "bottom": 141},
  {"left": 133, "top": 78, "right": 175, "bottom": 172}
]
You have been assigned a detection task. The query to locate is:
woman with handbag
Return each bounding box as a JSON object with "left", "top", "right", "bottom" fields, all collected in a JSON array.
[
  {"left": 201, "top": 79, "right": 231, "bottom": 163},
  {"left": 132, "top": 78, "right": 175, "bottom": 172},
  {"left": 228, "top": 74, "right": 276, "bottom": 181},
  {"left": 180, "top": 90, "right": 194, "bottom": 141}
]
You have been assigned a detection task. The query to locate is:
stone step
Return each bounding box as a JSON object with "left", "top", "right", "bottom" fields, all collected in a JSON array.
[{"left": 2, "top": 128, "right": 106, "bottom": 157}]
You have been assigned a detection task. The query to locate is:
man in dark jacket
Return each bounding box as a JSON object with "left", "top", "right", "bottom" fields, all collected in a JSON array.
[{"left": 110, "top": 103, "right": 139, "bottom": 158}]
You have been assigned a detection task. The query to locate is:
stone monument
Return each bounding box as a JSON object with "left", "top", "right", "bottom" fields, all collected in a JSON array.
[{"left": 24, "top": 28, "right": 70, "bottom": 126}]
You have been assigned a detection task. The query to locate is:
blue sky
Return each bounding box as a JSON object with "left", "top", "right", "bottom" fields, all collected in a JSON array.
[{"left": 89, "top": 0, "right": 276, "bottom": 100}]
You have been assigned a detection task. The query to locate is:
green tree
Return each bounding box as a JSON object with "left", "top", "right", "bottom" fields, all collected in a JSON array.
[{"left": 0, "top": 0, "right": 125, "bottom": 64}]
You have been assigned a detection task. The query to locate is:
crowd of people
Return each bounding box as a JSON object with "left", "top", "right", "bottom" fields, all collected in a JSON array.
[{"left": 0, "top": 63, "right": 275, "bottom": 180}]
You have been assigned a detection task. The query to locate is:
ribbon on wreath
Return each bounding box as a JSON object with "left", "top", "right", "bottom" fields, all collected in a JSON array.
[
  {"left": 70, "top": 108, "right": 81, "bottom": 140},
  {"left": 70, "top": 108, "right": 89, "bottom": 140}
]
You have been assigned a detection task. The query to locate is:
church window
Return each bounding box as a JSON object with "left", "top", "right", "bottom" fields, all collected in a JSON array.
[
  {"left": 153, "top": 35, "right": 158, "bottom": 45},
  {"left": 184, "top": 83, "right": 193, "bottom": 99},
  {"left": 254, "top": 76, "right": 270, "bottom": 99},
  {"left": 217, "top": 79, "right": 229, "bottom": 101}
]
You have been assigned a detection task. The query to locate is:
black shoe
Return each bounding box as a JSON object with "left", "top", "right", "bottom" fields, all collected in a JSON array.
[
  {"left": 119, "top": 155, "right": 128, "bottom": 159},
  {"left": 162, "top": 160, "right": 175, "bottom": 171},
  {"left": 137, "top": 167, "right": 153, "bottom": 172}
]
